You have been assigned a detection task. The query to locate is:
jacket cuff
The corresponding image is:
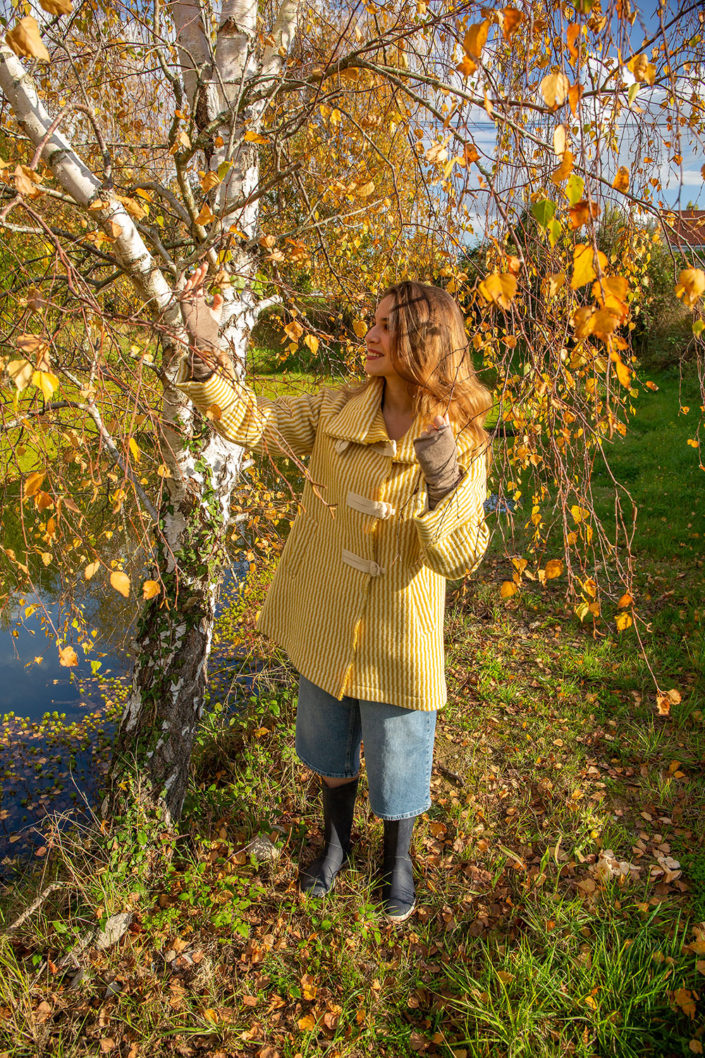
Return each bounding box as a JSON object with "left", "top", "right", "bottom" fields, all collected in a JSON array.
[
  {"left": 174, "top": 355, "right": 243, "bottom": 415},
  {"left": 414, "top": 468, "right": 469, "bottom": 532}
]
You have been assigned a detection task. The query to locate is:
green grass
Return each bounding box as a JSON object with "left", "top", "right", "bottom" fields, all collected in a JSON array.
[{"left": 0, "top": 367, "right": 703, "bottom": 1057}]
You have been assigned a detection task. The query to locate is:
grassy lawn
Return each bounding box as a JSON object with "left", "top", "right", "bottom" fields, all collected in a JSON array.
[{"left": 0, "top": 368, "right": 703, "bottom": 1057}]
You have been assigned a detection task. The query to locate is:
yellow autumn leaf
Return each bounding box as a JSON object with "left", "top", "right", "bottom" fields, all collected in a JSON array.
[
  {"left": 570, "top": 504, "right": 590, "bottom": 523},
  {"left": 13, "top": 164, "right": 43, "bottom": 198},
  {"left": 544, "top": 559, "right": 563, "bottom": 579},
  {"left": 553, "top": 124, "right": 566, "bottom": 157},
  {"left": 464, "top": 20, "right": 489, "bottom": 59},
  {"left": 39, "top": 0, "right": 72, "bottom": 13},
  {"left": 627, "top": 54, "right": 656, "bottom": 85},
  {"left": 6, "top": 358, "right": 33, "bottom": 391},
  {"left": 615, "top": 611, "right": 632, "bottom": 632},
  {"left": 353, "top": 319, "right": 368, "bottom": 338},
  {"left": 110, "top": 571, "right": 131, "bottom": 598},
  {"left": 300, "top": 974, "right": 318, "bottom": 1000},
  {"left": 243, "top": 130, "right": 269, "bottom": 144},
  {"left": 592, "top": 308, "right": 622, "bottom": 339},
  {"left": 355, "top": 180, "right": 375, "bottom": 198},
  {"left": 540, "top": 71, "right": 570, "bottom": 108},
  {"left": 59, "top": 645, "right": 78, "bottom": 667},
  {"left": 142, "top": 579, "right": 160, "bottom": 600},
  {"left": 500, "top": 581, "right": 517, "bottom": 598},
  {"left": 479, "top": 272, "right": 517, "bottom": 310},
  {"left": 32, "top": 370, "right": 59, "bottom": 400},
  {"left": 115, "top": 194, "right": 147, "bottom": 220},
  {"left": 612, "top": 353, "right": 632, "bottom": 387},
  {"left": 545, "top": 271, "right": 565, "bottom": 298},
  {"left": 24, "top": 471, "right": 46, "bottom": 499},
  {"left": 675, "top": 268, "right": 705, "bottom": 308},
  {"left": 128, "top": 437, "right": 141, "bottom": 463},
  {"left": 199, "top": 171, "right": 220, "bottom": 192},
  {"left": 6, "top": 17, "right": 50, "bottom": 61},
  {"left": 571, "top": 244, "right": 607, "bottom": 290},
  {"left": 298, "top": 1014, "right": 317, "bottom": 1031},
  {"left": 195, "top": 203, "right": 215, "bottom": 226},
  {"left": 84, "top": 560, "right": 100, "bottom": 580},
  {"left": 304, "top": 334, "right": 319, "bottom": 355},
  {"left": 612, "top": 166, "right": 630, "bottom": 192},
  {"left": 284, "top": 320, "right": 304, "bottom": 342}
]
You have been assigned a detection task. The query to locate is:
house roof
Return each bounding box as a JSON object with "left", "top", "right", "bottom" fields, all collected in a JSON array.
[{"left": 664, "top": 209, "right": 705, "bottom": 248}]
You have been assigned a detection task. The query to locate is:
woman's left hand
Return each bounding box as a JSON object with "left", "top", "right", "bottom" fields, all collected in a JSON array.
[
  {"left": 419, "top": 413, "right": 450, "bottom": 438},
  {"left": 413, "top": 413, "right": 462, "bottom": 508}
]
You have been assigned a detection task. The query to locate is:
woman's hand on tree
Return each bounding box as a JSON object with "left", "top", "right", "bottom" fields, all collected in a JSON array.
[{"left": 178, "top": 262, "right": 231, "bottom": 378}]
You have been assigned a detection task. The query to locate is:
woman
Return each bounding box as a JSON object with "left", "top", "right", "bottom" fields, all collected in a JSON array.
[{"left": 177, "top": 268, "right": 492, "bottom": 922}]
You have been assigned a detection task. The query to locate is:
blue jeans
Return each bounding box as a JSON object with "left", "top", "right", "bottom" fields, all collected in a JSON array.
[{"left": 295, "top": 675, "right": 437, "bottom": 820}]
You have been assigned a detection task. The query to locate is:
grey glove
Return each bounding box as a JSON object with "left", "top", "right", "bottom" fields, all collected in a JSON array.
[
  {"left": 413, "top": 425, "right": 462, "bottom": 510},
  {"left": 178, "top": 266, "right": 230, "bottom": 381}
]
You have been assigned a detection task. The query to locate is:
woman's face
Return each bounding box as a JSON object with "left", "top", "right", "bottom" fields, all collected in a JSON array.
[{"left": 364, "top": 295, "right": 400, "bottom": 379}]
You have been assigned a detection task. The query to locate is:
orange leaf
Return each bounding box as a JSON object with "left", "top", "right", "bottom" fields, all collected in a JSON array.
[
  {"left": 551, "top": 150, "right": 574, "bottom": 184},
  {"left": 568, "top": 200, "right": 598, "bottom": 229},
  {"left": 464, "top": 20, "right": 489, "bottom": 59},
  {"left": 627, "top": 54, "right": 656, "bottom": 85},
  {"left": 456, "top": 55, "right": 477, "bottom": 77},
  {"left": 612, "top": 166, "right": 630, "bottom": 192},
  {"left": 544, "top": 559, "right": 563, "bottom": 579},
  {"left": 59, "top": 645, "right": 78, "bottom": 667},
  {"left": 568, "top": 83, "right": 583, "bottom": 116},
  {"left": 24, "top": 471, "right": 46, "bottom": 499},
  {"left": 500, "top": 581, "right": 517, "bottom": 598},
  {"left": 502, "top": 7, "right": 524, "bottom": 39},
  {"left": 142, "top": 579, "right": 160, "bottom": 600},
  {"left": 110, "top": 571, "right": 130, "bottom": 598},
  {"left": 566, "top": 23, "right": 580, "bottom": 59},
  {"left": 39, "top": 0, "right": 72, "bottom": 14}
]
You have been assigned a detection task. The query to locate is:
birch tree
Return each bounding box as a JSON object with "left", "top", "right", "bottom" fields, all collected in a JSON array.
[{"left": 1, "top": 0, "right": 703, "bottom": 823}]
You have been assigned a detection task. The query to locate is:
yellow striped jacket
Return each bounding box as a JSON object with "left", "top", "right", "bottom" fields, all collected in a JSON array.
[{"left": 176, "top": 366, "right": 490, "bottom": 711}]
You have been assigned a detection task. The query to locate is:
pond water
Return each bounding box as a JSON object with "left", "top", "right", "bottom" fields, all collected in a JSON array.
[{"left": 0, "top": 555, "right": 251, "bottom": 877}]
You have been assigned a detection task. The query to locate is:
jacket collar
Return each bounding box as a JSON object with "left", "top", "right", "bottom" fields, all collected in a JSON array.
[{"left": 325, "top": 378, "right": 424, "bottom": 463}]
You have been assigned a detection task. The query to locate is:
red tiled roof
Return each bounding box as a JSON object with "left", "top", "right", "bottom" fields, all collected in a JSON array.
[{"left": 665, "top": 209, "right": 705, "bottom": 247}]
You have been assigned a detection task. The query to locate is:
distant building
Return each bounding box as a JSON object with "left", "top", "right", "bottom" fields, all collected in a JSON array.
[{"left": 663, "top": 209, "right": 705, "bottom": 255}]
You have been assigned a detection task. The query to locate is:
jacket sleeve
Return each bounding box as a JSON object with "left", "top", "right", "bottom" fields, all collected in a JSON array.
[
  {"left": 174, "top": 358, "right": 325, "bottom": 459},
  {"left": 413, "top": 442, "right": 490, "bottom": 580}
]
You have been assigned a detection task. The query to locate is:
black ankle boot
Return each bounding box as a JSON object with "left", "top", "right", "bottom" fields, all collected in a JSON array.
[
  {"left": 299, "top": 779, "right": 358, "bottom": 897},
  {"left": 381, "top": 817, "right": 417, "bottom": 922}
]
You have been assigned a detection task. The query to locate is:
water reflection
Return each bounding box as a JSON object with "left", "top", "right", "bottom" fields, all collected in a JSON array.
[{"left": 0, "top": 559, "right": 250, "bottom": 876}]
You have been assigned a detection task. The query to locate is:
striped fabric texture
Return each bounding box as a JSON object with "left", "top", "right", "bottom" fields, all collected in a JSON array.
[{"left": 176, "top": 364, "right": 490, "bottom": 711}]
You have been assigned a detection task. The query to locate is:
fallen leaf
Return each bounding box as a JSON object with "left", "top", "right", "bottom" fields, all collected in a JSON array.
[
  {"left": 110, "top": 571, "right": 131, "bottom": 598},
  {"left": 59, "top": 645, "right": 78, "bottom": 667}
]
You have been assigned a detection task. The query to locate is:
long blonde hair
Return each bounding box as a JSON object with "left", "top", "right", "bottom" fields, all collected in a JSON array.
[{"left": 351, "top": 281, "right": 493, "bottom": 460}]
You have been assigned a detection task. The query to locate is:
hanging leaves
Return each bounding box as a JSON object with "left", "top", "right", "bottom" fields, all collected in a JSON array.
[
  {"left": 84, "top": 560, "right": 100, "bottom": 580},
  {"left": 540, "top": 72, "right": 569, "bottom": 108},
  {"left": 551, "top": 150, "right": 574, "bottom": 184},
  {"left": 5, "top": 17, "right": 51, "bottom": 61},
  {"left": 479, "top": 273, "right": 517, "bottom": 309},
  {"left": 627, "top": 54, "right": 656, "bottom": 85},
  {"left": 463, "top": 21, "right": 490, "bottom": 60},
  {"left": 675, "top": 269, "right": 705, "bottom": 308},
  {"left": 501, "top": 7, "right": 524, "bottom": 39},
  {"left": 142, "top": 580, "right": 160, "bottom": 600},
  {"left": 612, "top": 167, "right": 630, "bottom": 192},
  {"left": 6, "top": 358, "right": 33, "bottom": 391},
  {"left": 571, "top": 245, "right": 607, "bottom": 290},
  {"left": 39, "top": 0, "right": 73, "bottom": 13},
  {"left": 568, "top": 200, "right": 599, "bottom": 229}
]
